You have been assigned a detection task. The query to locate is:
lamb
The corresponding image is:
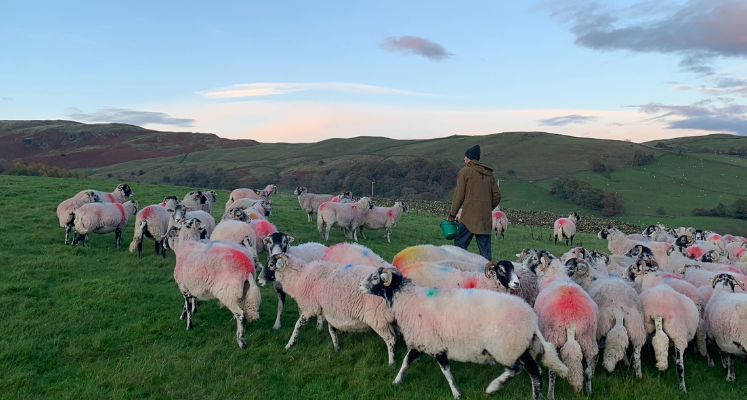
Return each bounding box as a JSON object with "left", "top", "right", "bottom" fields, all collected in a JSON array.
[
  {"left": 398, "top": 260, "right": 519, "bottom": 294},
  {"left": 262, "top": 232, "right": 328, "bottom": 330},
  {"left": 71, "top": 200, "right": 138, "bottom": 248},
  {"left": 553, "top": 212, "right": 579, "bottom": 246},
  {"left": 226, "top": 198, "right": 272, "bottom": 217},
  {"left": 163, "top": 218, "right": 262, "bottom": 349},
  {"left": 181, "top": 191, "right": 208, "bottom": 213},
  {"left": 565, "top": 258, "right": 646, "bottom": 377},
  {"left": 358, "top": 201, "right": 408, "bottom": 242},
  {"left": 261, "top": 254, "right": 398, "bottom": 366},
  {"left": 129, "top": 202, "right": 174, "bottom": 259},
  {"left": 359, "top": 267, "right": 568, "bottom": 400},
  {"left": 704, "top": 273, "right": 747, "bottom": 381},
  {"left": 57, "top": 190, "right": 101, "bottom": 244},
  {"left": 168, "top": 203, "right": 216, "bottom": 238},
  {"left": 75, "top": 183, "right": 134, "bottom": 203},
  {"left": 631, "top": 259, "right": 699, "bottom": 392},
  {"left": 317, "top": 197, "right": 373, "bottom": 242},
  {"left": 524, "top": 250, "right": 598, "bottom": 397},
  {"left": 492, "top": 205, "right": 509, "bottom": 240},
  {"left": 295, "top": 187, "right": 335, "bottom": 222}
]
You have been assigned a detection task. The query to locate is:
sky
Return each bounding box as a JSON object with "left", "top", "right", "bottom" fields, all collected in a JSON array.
[{"left": 1, "top": 0, "right": 746, "bottom": 143}]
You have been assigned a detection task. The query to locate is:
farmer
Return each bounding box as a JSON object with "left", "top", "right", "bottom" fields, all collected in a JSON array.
[{"left": 447, "top": 145, "right": 501, "bottom": 260}]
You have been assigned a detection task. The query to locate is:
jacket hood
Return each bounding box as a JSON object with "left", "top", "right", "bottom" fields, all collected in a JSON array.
[{"left": 468, "top": 160, "right": 494, "bottom": 175}]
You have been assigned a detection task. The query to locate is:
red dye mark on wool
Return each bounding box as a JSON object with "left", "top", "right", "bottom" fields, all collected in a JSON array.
[
  {"left": 544, "top": 285, "right": 594, "bottom": 326},
  {"left": 106, "top": 193, "right": 115, "bottom": 202},
  {"left": 463, "top": 277, "right": 478, "bottom": 289},
  {"left": 114, "top": 203, "right": 126, "bottom": 227}
]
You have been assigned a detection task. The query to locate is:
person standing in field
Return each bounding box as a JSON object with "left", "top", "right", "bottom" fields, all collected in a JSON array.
[{"left": 447, "top": 145, "right": 501, "bottom": 260}]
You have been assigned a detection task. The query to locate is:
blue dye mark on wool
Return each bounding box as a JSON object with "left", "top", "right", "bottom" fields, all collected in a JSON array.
[
  {"left": 345, "top": 264, "right": 353, "bottom": 269},
  {"left": 362, "top": 250, "right": 369, "bottom": 256},
  {"left": 439, "top": 265, "right": 450, "bottom": 272},
  {"left": 478, "top": 265, "right": 485, "bottom": 272},
  {"left": 205, "top": 241, "right": 217, "bottom": 250},
  {"left": 425, "top": 287, "right": 438, "bottom": 297}
]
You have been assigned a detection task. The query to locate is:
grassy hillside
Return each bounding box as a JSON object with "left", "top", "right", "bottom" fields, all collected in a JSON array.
[
  {"left": 646, "top": 134, "right": 747, "bottom": 153},
  {"left": 2, "top": 175, "right": 744, "bottom": 399}
]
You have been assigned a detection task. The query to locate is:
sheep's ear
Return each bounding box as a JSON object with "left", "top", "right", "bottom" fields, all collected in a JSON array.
[
  {"left": 286, "top": 235, "right": 294, "bottom": 243},
  {"left": 263, "top": 236, "right": 272, "bottom": 246},
  {"left": 253, "top": 189, "right": 261, "bottom": 195},
  {"left": 738, "top": 280, "right": 745, "bottom": 291}
]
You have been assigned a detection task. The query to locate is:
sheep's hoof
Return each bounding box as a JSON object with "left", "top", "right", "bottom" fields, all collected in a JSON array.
[
  {"left": 237, "top": 339, "right": 247, "bottom": 349},
  {"left": 284, "top": 344, "right": 293, "bottom": 350},
  {"left": 273, "top": 323, "right": 281, "bottom": 330}
]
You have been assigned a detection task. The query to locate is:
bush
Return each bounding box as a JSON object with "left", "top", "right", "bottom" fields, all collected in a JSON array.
[
  {"left": 600, "top": 192, "right": 625, "bottom": 217},
  {"left": 551, "top": 176, "right": 624, "bottom": 216},
  {"left": 6, "top": 160, "right": 85, "bottom": 179},
  {"left": 171, "top": 167, "right": 238, "bottom": 190},
  {"left": 631, "top": 150, "right": 655, "bottom": 167}
]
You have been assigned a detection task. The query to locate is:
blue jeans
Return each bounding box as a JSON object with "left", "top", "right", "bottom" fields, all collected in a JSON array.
[{"left": 454, "top": 223, "right": 492, "bottom": 261}]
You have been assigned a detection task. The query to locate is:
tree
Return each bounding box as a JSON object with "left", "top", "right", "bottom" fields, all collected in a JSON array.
[
  {"left": 631, "top": 150, "right": 654, "bottom": 166},
  {"left": 601, "top": 192, "right": 625, "bottom": 216}
]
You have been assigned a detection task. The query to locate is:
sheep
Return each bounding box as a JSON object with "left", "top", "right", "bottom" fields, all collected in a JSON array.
[
  {"left": 332, "top": 191, "right": 354, "bottom": 203},
  {"left": 221, "top": 208, "right": 250, "bottom": 223},
  {"left": 599, "top": 226, "right": 673, "bottom": 266},
  {"left": 631, "top": 259, "right": 699, "bottom": 392},
  {"left": 566, "top": 258, "right": 646, "bottom": 377},
  {"left": 706, "top": 232, "right": 727, "bottom": 253},
  {"left": 294, "top": 187, "right": 335, "bottom": 222},
  {"left": 492, "top": 205, "right": 509, "bottom": 240},
  {"left": 261, "top": 254, "right": 398, "bottom": 366},
  {"left": 553, "top": 212, "right": 579, "bottom": 246},
  {"left": 262, "top": 232, "right": 328, "bottom": 330},
  {"left": 704, "top": 273, "right": 747, "bottom": 381},
  {"left": 72, "top": 200, "right": 138, "bottom": 248},
  {"left": 524, "top": 250, "right": 598, "bottom": 398},
  {"left": 322, "top": 242, "right": 390, "bottom": 268},
  {"left": 725, "top": 241, "right": 747, "bottom": 261},
  {"left": 181, "top": 191, "right": 208, "bottom": 213},
  {"left": 128, "top": 202, "right": 174, "bottom": 259},
  {"left": 317, "top": 197, "right": 373, "bottom": 242},
  {"left": 203, "top": 190, "right": 217, "bottom": 213},
  {"left": 226, "top": 198, "right": 272, "bottom": 217},
  {"left": 225, "top": 185, "right": 276, "bottom": 209},
  {"left": 358, "top": 201, "right": 408, "bottom": 242},
  {"left": 248, "top": 219, "right": 277, "bottom": 254},
  {"left": 391, "top": 244, "right": 488, "bottom": 271},
  {"left": 168, "top": 203, "right": 216, "bottom": 238},
  {"left": 642, "top": 224, "right": 675, "bottom": 242},
  {"left": 211, "top": 220, "right": 258, "bottom": 251},
  {"left": 57, "top": 190, "right": 101, "bottom": 244},
  {"left": 359, "top": 267, "right": 568, "bottom": 400},
  {"left": 163, "top": 218, "right": 261, "bottom": 349},
  {"left": 398, "top": 260, "right": 520, "bottom": 294},
  {"left": 626, "top": 233, "right": 648, "bottom": 241},
  {"left": 75, "top": 183, "right": 134, "bottom": 203}
]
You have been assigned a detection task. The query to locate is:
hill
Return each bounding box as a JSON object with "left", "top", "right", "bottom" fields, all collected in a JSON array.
[
  {"left": 0, "top": 120, "right": 258, "bottom": 169},
  {"left": 645, "top": 134, "right": 747, "bottom": 154}
]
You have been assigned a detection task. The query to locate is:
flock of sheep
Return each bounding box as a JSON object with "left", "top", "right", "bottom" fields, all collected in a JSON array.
[{"left": 55, "top": 184, "right": 747, "bottom": 399}]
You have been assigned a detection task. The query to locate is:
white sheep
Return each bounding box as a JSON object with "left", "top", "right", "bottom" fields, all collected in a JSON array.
[
  {"left": 261, "top": 231, "right": 328, "bottom": 330},
  {"left": 566, "top": 258, "right": 646, "bottom": 377},
  {"left": 202, "top": 190, "right": 217, "bottom": 213},
  {"left": 211, "top": 220, "right": 258, "bottom": 251},
  {"left": 524, "top": 250, "right": 598, "bottom": 398},
  {"left": 332, "top": 191, "right": 354, "bottom": 203},
  {"left": 321, "top": 242, "right": 390, "bottom": 268},
  {"left": 599, "top": 226, "right": 673, "bottom": 267},
  {"left": 226, "top": 198, "right": 272, "bottom": 217},
  {"left": 492, "top": 205, "right": 509, "bottom": 240},
  {"left": 225, "top": 185, "right": 276, "bottom": 209},
  {"left": 76, "top": 183, "right": 134, "bottom": 203},
  {"left": 317, "top": 197, "right": 373, "bottom": 242},
  {"left": 261, "top": 254, "right": 398, "bottom": 366},
  {"left": 168, "top": 203, "right": 216, "bottom": 238},
  {"left": 294, "top": 187, "right": 335, "bottom": 222},
  {"left": 631, "top": 259, "right": 699, "bottom": 392},
  {"left": 181, "top": 191, "right": 208, "bottom": 213},
  {"left": 553, "top": 212, "right": 579, "bottom": 246},
  {"left": 704, "top": 273, "right": 747, "bottom": 381},
  {"left": 358, "top": 201, "right": 408, "bottom": 243},
  {"left": 128, "top": 202, "right": 174, "bottom": 259},
  {"left": 398, "top": 260, "right": 519, "bottom": 294},
  {"left": 72, "top": 200, "right": 138, "bottom": 248},
  {"left": 57, "top": 190, "right": 100, "bottom": 245},
  {"left": 163, "top": 218, "right": 262, "bottom": 349},
  {"left": 392, "top": 244, "right": 487, "bottom": 271},
  {"left": 359, "top": 267, "right": 568, "bottom": 400}
]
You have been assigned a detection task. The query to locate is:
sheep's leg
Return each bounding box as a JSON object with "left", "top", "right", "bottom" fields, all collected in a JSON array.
[
  {"left": 115, "top": 227, "right": 122, "bottom": 249},
  {"left": 234, "top": 311, "right": 247, "bottom": 349},
  {"left": 726, "top": 352, "right": 735, "bottom": 381},
  {"left": 570, "top": 235, "right": 575, "bottom": 246},
  {"left": 485, "top": 359, "right": 521, "bottom": 395},
  {"left": 64, "top": 225, "right": 72, "bottom": 245},
  {"left": 182, "top": 292, "right": 193, "bottom": 330},
  {"left": 675, "top": 346, "right": 686, "bottom": 393},
  {"left": 285, "top": 315, "right": 308, "bottom": 349},
  {"left": 316, "top": 315, "right": 324, "bottom": 331},
  {"left": 584, "top": 355, "right": 595, "bottom": 394},
  {"left": 324, "top": 224, "right": 331, "bottom": 241},
  {"left": 328, "top": 324, "right": 340, "bottom": 352},
  {"left": 633, "top": 346, "right": 642, "bottom": 378},
  {"left": 273, "top": 285, "right": 286, "bottom": 330},
  {"left": 386, "top": 228, "right": 391, "bottom": 243},
  {"left": 307, "top": 212, "right": 313, "bottom": 223},
  {"left": 190, "top": 298, "right": 199, "bottom": 314},
  {"left": 394, "top": 349, "right": 421, "bottom": 384},
  {"left": 352, "top": 225, "right": 359, "bottom": 242},
  {"left": 152, "top": 240, "right": 159, "bottom": 256},
  {"left": 554, "top": 235, "right": 558, "bottom": 245},
  {"left": 435, "top": 352, "right": 461, "bottom": 399},
  {"left": 359, "top": 227, "right": 367, "bottom": 240},
  {"left": 520, "top": 350, "right": 542, "bottom": 400},
  {"left": 547, "top": 371, "right": 556, "bottom": 400}
]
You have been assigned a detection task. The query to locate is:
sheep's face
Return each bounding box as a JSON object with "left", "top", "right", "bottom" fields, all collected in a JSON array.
[
  {"left": 700, "top": 250, "right": 720, "bottom": 263},
  {"left": 162, "top": 196, "right": 179, "bottom": 209},
  {"left": 359, "top": 267, "right": 403, "bottom": 306},
  {"left": 566, "top": 258, "right": 595, "bottom": 287},
  {"left": 261, "top": 200, "right": 272, "bottom": 216},
  {"left": 262, "top": 254, "right": 291, "bottom": 285},
  {"left": 643, "top": 225, "right": 657, "bottom": 237},
  {"left": 694, "top": 229, "right": 705, "bottom": 241},
  {"left": 711, "top": 273, "right": 745, "bottom": 292},
  {"left": 118, "top": 184, "right": 134, "bottom": 197},
  {"left": 293, "top": 187, "right": 307, "bottom": 195},
  {"left": 171, "top": 204, "right": 188, "bottom": 222},
  {"left": 264, "top": 232, "right": 294, "bottom": 255},
  {"left": 598, "top": 226, "right": 613, "bottom": 239},
  {"left": 205, "top": 191, "right": 217, "bottom": 202},
  {"left": 127, "top": 200, "right": 139, "bottom": 215},
  {"left": 485, "top": 260, "right": 520, "bottom": 290},
  {"left": 521, "top": 249, "right": 551, "bottom": 274},
  {"left": 568, "top": 212, "right": 580, "bottom": 222},
  {"left": 675, "top": 234, "right": 695, "bottom": 249}
]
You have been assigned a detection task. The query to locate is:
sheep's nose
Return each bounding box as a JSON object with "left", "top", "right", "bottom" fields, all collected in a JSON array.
[{"left": 510, "top": 281, "right": 520, "bottom": 289}]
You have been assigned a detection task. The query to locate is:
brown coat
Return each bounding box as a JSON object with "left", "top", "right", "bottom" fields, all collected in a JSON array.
[{"left": 449, "top": 161, "right": 501, "bottom": 235}]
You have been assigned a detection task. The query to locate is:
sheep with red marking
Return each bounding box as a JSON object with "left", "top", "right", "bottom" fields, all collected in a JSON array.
[
  {"left": 358, "top": 201, "right": 407, "bottom": 243},
  {"left": 129, "top": 200, "right": 176, "bottom": 259},
  {"left": 72, "top": 200, "right": 138, "bottom": 248},
  {"left": 225, "top": 185, "right": 276, "bottom": 209},
  {"left": 295, "top": 187, "right": 335, "bottom": 222},
  {"left": 398, "top": 260, "right": 520, "bottom": 294},
  {"left": 392, "top": 244, "right": 488, "bottom": 270},
  {"left": 211, "top": 220, "right": 258, "bottom": 252},
  {"left": 76, "top": 183, "right": 133, "bottom": 203},
  {"left": 168, "top": 203, "right": 216, "bottom": 239},
  {"left": 332, "top": 191, "right": 354, "bottom": 203},
  {"left": 554, "top": 212, "right": 579, "bottom": 246},
  {"left": 359, "top": 267, "right": 568, "bottom": 400},
  {"left": 261, "top": 253, "right": 398, "bottom": 366},
  {"left": 599, "top": 226, "right": 673, "bottom": 267},
  {"left": 226, "top": 198, "right": 272, "bottom": 217},
  {"left": 248, "top": 219, "right": 277, "bottom": 254},
  {"left": 163, "top": 218, "right": 262, "bottom": 349},
  {"left": 523, "top": 249, "right": 598, "bottom": 398},
  {"left": 57, "top": 190, "right": 100, "bottom": 245},
  {"left": 492, "top": 205, "right": 509, "bottom": 240},
  {"left": 317, "top": 197, "right": 373, "bottom": 242},
  {"left": 725, "top": 241, "right": 747, "bottom": 261}
]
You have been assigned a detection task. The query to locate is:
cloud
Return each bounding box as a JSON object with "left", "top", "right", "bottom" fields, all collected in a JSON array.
[
  {"left": 67, "top": 107, "right": 195, "bottom": 127},
  {"left": 628, "top": 101, "right": 747, "bottom": 135},
  {"left": 668, "top": 117, "right": 747, "bottom": 135},
  {"left": 200, "top": 82, "right": 432, "bottom": 99},
  {"left": 537, "top": 114, "right": 598, "bottom": 126},
  {"left": 551, "top": 0, "right": 747, "bottom": 74},
  {"left": 380, "top": 35, "right": 453, "bottom": 61},
  {"left": 671, "top": 84, "right": 693, "bottom": 91},
  {"left": 1, "top": 97, "right": 12, "bottom": 101}
]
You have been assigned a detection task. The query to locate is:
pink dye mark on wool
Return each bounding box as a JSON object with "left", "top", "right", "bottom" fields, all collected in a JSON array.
[
  {"left": 106, "top": 193, "right": 115, "bottom": 202},
  {"left": 114, "top": 203, "right": 126, "bottom": 228},
  {"left": 140, "top": 206, "right": 154, "bottom": 219},
  {"left": 463, "top": 277, "right": 478, "bottom": 289},
  {"left": 226, "top": 249, "right": 255, "bottom": 274},
  {"left": 686, "top": 246, "right": 707, "bottom": 260},
  {"left": 544, "top": 285, "right": 596, "bottom": 326}
]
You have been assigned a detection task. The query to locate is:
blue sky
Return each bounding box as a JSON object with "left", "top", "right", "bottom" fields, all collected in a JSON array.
[{"left": 1, "top": 0, "right": 746, "bottom": 142}]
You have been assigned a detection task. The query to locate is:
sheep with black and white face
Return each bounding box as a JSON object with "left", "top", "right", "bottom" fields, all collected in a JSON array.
[{"left": 57, "top": 190, "right": 101, "bottom": 244}]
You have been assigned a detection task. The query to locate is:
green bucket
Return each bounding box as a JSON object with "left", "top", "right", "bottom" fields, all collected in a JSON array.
[{"left": 440, "top": 220, "right": 458, "bottom": 240}]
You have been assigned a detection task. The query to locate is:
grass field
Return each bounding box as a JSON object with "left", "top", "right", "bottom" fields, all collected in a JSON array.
[{"left": 1, "top": 175, "right": 745, "bottom": 399}]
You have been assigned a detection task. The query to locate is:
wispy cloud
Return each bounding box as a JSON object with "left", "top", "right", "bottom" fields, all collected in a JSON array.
[
  {"left": 537, "top": 114, "right": 598, "bottom": 126},
  {"left": 200, "top": 82, "right": 432, "bottom": 99},
  {"left": 628, "top": 101, "right": 747, "bottom": 135},
  {"left": 1, "top": 97, "right": 12, "bottom": 101},
  {"left": 549, "top": 0, "right": 747, "bottom": 75},
  {"left": 380, "top": 35, "right": 453, "bottom": 61},
  {"left": 67, "top": 107, "right": 195, "bottom": 127}
]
